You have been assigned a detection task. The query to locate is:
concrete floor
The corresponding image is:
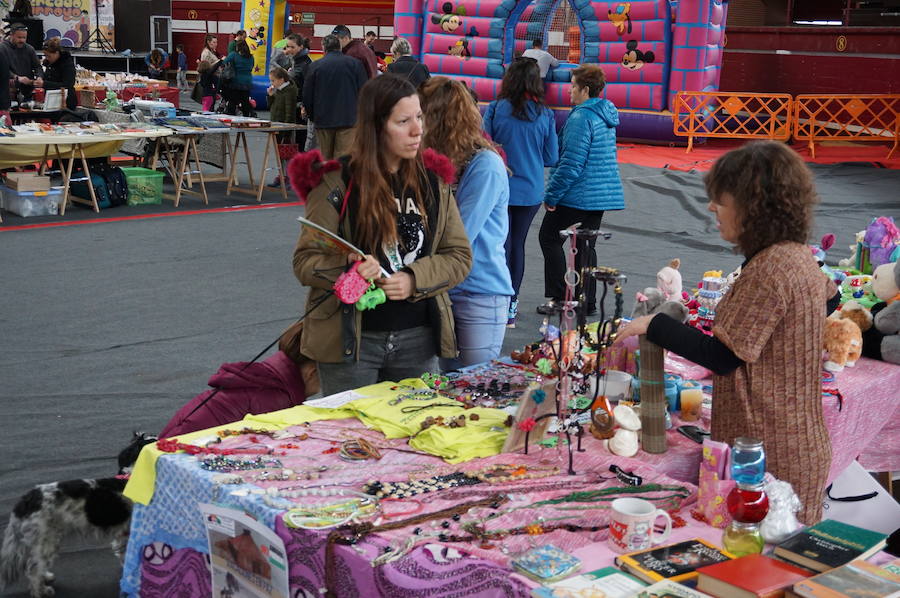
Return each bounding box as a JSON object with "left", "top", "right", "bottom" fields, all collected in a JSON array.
[{"left": 1, "top": 95, "right": 899, "bottom": 596}]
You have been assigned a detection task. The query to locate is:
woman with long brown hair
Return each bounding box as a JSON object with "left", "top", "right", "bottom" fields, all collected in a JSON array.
[
  {"left": 617, "top": 141, "right": 838, "bottom": 524},
  {"left": 420, "top": 77, "right": 513, "bottom": 369},
  {"left": 291, "top": 74, "right": 472, "bottom": 395},
  {"left": 200, "top": 34, "right": 219, "bottom": 65}
]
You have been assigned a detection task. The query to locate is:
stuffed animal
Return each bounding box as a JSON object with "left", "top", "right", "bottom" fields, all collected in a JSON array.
[
  {"left": 632, "top": 287, "right": 689, "bottom": 322},
  {"left": 837, "top": 300, "right": 873, "bottom": 332},
  {"left": 871, "top": 260, "right": 900, "bottom": 364},
  {"left": 864, "top": 217, "right": 900, "bottom": 270},
  {"left": 810, "top": 233, "right": 846, "bottom": 284},
  {"left": 656, "top": 258, "right": 683, "bottom": 301},
  {"left": 823, "top": 317, "right": 862, "bottom": 372}
]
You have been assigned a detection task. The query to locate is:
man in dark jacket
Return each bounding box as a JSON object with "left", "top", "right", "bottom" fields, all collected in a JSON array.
[
  {"left": 331, "top": 24, "right": 377, "bottom": 79},
  {"left": 0, "top": 46, "right": 9, "bottom": 118},
  {"left": 302, "top": 34, "right": 366, "bottom": 159},
  {"left": 2, "top": 23, "right": 43, "bottom": 101},
  {"left": 386, "top": 37, "right": 430, "bottom": 89}
]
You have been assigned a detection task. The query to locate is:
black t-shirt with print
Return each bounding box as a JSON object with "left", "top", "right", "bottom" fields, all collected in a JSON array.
[{"left": 345, "top": 173, "right": 436, "bottom": 332}]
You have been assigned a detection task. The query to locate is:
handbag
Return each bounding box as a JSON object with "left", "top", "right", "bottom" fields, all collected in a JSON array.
[
  {"left": 220, "top": 60, "right": 235, "bottom": 85},
  {"left": 190, "top": 81, "right": 204, "bottom": 104}
]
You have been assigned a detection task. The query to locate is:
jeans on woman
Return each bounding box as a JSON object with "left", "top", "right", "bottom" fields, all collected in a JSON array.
[
  {"left": 504, "top": 203, "right": 542, "bottom": 299},
  {"left": 317, "top": 326, "right": 439, "bottom": 397},
  {"left": 538, "top": 205, "right": 604, "bottom": 308},
  {"left": 441, "top": 291, "right": 509, "bottom": 371}
]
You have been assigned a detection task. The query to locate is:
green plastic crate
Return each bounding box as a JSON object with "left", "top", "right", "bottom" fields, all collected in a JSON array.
[{"left": 120, "top": 167, "right": 164, "bottom": 206}]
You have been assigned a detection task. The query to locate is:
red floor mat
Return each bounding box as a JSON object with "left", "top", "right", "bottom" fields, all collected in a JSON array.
[{"left": 617, "top": 140, "right": 900, "bottom": 171}]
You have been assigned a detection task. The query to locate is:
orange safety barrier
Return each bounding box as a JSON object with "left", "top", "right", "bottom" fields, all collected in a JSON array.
[
  {"left": 793, "top": 95, "right": 900, "bottom": 159},
  {"left": 673, "top": 91, "right": 793, "bottom": 153}
]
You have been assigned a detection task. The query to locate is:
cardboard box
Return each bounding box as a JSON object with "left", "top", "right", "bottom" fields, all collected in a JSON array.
[{"left": 6, "top": 172, "right": 52, "bottom": 192}]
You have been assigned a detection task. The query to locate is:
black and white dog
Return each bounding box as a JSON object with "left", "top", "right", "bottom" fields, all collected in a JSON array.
[{"left": 0, "top": 432, "right": 157, "bottom": 598}]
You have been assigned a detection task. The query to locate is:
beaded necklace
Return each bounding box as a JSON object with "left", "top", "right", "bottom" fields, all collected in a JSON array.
[
  {"left": 322, "top": 493, "right": 509, "bottom": 597},
  {"left": 199, "top": 455, "right": 284, "bottom": 471},
  {"left": 363, "top": 472, "right": 481, "bottom": 499},
  {"left": 158, "top": 437, "right": 277, "bottom": 456}
]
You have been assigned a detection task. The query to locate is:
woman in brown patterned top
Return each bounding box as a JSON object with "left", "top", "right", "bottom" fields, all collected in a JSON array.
[{"left": 617, "top": 141, "right": 838, "bottom": 524}]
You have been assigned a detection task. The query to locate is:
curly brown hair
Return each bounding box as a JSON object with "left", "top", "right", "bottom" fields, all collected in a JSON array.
[
  {"left": 419, "top": 76, "right": 498, "bottom": 173},
  {"left": 704, "top": 141, "right": 817, "bottom": 258}
]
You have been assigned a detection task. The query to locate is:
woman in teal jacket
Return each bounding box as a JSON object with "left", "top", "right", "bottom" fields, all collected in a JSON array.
[
  {"left": 538, "top": 64, "right": 624, "bottom": 315},
  {"left": 223, "top": 40, "right": 255, "bottom": 116}
]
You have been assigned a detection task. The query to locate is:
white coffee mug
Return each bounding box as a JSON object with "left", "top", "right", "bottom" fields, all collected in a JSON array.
[{"left": 608, "top": 497, "right": 672, "bottom": 553}]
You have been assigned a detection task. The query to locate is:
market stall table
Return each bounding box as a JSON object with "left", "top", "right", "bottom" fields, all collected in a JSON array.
[
  {"left": 0, "top": 128, "right": 172, "bottom": 213},
  {"left": 226, "top": 123, "right": 307, "bottom": 203},
  {"left": 121, "top": 403, "right": 700, "bottom": 598},
  {"left": 119, "top": 356, "right": 899, "bottom": 597}
]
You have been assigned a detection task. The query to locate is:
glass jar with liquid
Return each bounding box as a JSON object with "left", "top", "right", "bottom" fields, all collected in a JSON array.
[{"left": 731, "top": 437, "right": 766, "bottom": 486}]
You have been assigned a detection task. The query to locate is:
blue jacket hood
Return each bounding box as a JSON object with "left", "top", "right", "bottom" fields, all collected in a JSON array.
[{"left": 574, "top": 97, "right": 619, "bottom": 128}]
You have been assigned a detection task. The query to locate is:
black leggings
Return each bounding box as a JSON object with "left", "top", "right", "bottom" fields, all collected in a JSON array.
[
  {"left": 538, "top": 205, "right": 604, "bottom": 307},
  {"left": 224, "top": 87, "right": 252, "bottom": 117},
  {"left": 504, "top": 203, "right": 541, "bottom": 299}
]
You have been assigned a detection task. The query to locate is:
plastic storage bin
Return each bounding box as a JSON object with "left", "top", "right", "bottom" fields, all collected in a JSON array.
[
  {"left": 120, "top": 167, "right": 164, "bottom": 205},
  {"left": 0, "top": 187, "right": 63, "bottom": 217}
]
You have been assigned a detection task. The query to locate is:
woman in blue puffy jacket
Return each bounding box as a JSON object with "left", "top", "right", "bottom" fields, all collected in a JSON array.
[
  {"left": 483, "top": 58, "right": 558, "bottom": 328},
  {"left": 538, "top": 65, "right": 624, "bottom": 315}
]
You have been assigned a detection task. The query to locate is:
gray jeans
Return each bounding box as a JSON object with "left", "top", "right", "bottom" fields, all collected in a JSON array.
[
  {"left": 304, "top": 119, "right": 317, "bottom": 151},
  {"left": 317, "top": 326, "right": 440, "bottom": 396}
]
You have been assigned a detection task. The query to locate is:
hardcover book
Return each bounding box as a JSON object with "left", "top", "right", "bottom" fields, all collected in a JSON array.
[
  {"left": 792, "top": 559, "right": 900, "bottom": 598},
  {"left": 614, "top": 538, "right": 734, "bottom": 584},
  {"left": 696, "top": 554, "right": 812, "bottom": 598},
  {"left": 633, "top": 579, "right": 714, "bottom": 598},
  {"left": 774, "top": 520, "right": 887, "bottom": 573},
  {"left": 531, "top": 566, "right": 645, "bottom": 598}
]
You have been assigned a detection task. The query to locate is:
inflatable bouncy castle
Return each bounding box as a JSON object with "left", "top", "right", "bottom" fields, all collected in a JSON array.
[
  {"left": 394, "top": 0, "right": 728, "bottom": 139},
  {"left": 238, "top": 0, "right": 291, "bottom": 109}
]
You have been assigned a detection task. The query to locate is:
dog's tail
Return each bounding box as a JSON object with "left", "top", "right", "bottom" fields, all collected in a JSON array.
[{"left": 0, "top": 493, "right": 34, "bottom": 589}]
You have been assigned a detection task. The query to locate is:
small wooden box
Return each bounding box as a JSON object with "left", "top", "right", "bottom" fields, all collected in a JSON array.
[{"left": 6, "top": 172, "right": 51, "bottom": 192}]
